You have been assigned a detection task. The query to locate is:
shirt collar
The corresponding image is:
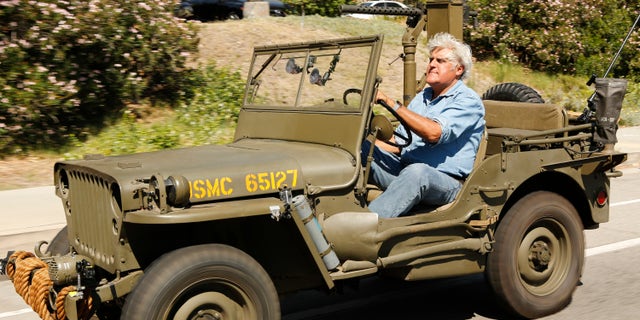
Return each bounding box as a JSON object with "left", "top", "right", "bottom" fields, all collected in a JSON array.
[{"left": 425, "top": 80, "right": 463, "bottom": 103}]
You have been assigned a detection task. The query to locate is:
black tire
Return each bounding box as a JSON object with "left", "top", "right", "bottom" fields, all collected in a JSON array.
[
  {"left": 121, "top": 244, "right": 280, "bottom": 320},
  {"left": 486, "top": 191, "right": 584, "bottom": 319},
  {"left": 228, "top": 11, "right": 241, "bottom": 20},
  {"left": 45, "top": 226, "right": 70, "bottom": 256},
  {"left": 482, "top": 82, "right": 545, "bottom": 103}
]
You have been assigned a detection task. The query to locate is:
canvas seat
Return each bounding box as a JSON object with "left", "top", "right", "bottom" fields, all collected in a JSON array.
[{"left": 483, "top": 100, "right": 567, "bottom": 155}]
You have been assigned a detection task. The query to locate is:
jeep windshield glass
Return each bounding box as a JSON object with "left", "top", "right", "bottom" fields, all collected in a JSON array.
[{"left": 245, "top": 42, "right": 373, "bottom": 112}]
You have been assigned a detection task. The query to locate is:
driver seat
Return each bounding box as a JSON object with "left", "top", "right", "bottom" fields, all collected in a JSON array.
[{"left": 366, "top": 128, "right": 488, "bottom": 207}]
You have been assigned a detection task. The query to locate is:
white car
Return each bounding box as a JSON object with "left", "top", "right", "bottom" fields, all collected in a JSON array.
[{"left": 344, "top": 1, "right": 410, "bottom": 19}]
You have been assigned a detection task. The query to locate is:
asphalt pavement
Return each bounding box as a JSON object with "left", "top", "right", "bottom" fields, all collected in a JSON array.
[
  {"left": 1, "top": 126, "right": 640, "bottom": 238},
  {"left": 615, "top": 125, "right": 640, "bottom": 168}
]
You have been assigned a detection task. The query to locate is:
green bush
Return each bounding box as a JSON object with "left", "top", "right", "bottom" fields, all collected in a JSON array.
[
  {"left": 175, "top": 64, "right": 244, "bottom": 146},
  {"left": 0, "top": 0, "right": 200, "bottom": 154},
  {"left": 465, "top": 0, "right": 640, "bottom": 79},
  {"left": 64, "top": 63, "right": 244, "bottom": 158}
]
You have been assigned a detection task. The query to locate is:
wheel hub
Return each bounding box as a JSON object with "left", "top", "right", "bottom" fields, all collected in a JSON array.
[
  {"left": 529, "top": 240, "right": 551, "bottom": 270},
  {"left": 175, "top": 292, "right": 243, "bottom": 320},
  {"left": 192, "top": 309, "right": 222, "bottom": 320}
]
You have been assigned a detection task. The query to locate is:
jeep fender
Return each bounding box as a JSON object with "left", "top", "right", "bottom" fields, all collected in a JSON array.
[{"left": 123, "top": 197, "right": 336, "bottom": 291}]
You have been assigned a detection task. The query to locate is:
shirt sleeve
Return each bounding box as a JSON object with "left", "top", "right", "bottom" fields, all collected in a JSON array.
[{"left": 431, "top": 92, "right": 485, "bottom": 145}]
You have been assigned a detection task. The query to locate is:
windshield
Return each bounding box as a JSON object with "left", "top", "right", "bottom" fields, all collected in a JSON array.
[{"left": 245, "top": 41, "right": 374, "bottom": 112}]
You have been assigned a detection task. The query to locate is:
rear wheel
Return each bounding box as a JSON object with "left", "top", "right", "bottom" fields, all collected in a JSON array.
[
  {"left": 121, "top": 244, "right": 280, "bottom": 320},
  {"left": 486, "top": 191, "right": 584, "bottom": 318},
  {"left": 482, "top": 82, "right": 545, "bottom": 103}
]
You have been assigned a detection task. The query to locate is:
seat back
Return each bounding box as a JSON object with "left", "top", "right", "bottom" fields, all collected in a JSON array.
[
  {"left": 483, "top": 100, "right": 567, "bottom": 130},
  {"left": 483, "top": 100, "right": 567, "bottom": 155}
]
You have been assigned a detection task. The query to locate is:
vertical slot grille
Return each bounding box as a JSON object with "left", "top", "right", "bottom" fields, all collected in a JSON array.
[{"left": 65, "top": 168, "right": 119, "bottom": 272}]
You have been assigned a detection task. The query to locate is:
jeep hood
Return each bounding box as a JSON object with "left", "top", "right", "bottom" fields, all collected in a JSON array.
[{"left": 55, "top": 139, "right": 357, "bottom": 211}]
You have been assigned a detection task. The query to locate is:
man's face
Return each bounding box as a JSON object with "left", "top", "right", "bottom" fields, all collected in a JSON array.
[{"left": 426, "top": 47, "right": 464, "bottom": 90}]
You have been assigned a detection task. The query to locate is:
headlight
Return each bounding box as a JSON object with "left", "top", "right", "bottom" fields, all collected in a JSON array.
[
  {"left": 166, "top": 175, "right": 190, "bottom": 208},
  {"left": 149, "top": 174, "right": 190, "bottom": 212}
]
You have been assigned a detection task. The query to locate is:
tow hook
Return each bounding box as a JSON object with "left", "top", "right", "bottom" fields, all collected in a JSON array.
[{"left": 0, "top": 251, "right": 15, "bottom": 276}]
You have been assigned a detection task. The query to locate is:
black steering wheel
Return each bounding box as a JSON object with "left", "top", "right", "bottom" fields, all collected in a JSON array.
[
  {"left": 343, "top": 88, "right": 362, "bottom": 105},
  {"left": 376, "top": 99, "right": 413, "bottom": 149}
]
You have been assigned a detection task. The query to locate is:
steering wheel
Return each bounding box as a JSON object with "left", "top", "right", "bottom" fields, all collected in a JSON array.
[
  {"left": 342, "top": 88, "right": 362, "bottom": 105},
  {"left": 376, "top": 99, "right": 413, "bottom": 149}
]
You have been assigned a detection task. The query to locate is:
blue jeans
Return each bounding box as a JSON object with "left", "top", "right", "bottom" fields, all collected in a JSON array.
[{"left": 363, "top": 141, "right": 462, "bottom": 218}]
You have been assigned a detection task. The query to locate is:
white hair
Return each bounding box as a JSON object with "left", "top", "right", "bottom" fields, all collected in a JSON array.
[{"left": 427, "top": 33, "right": 473, "bottom": 80}]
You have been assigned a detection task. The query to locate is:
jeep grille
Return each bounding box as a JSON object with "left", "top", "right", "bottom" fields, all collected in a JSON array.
[{"left": 58, "top": 166, "right": 120, "bottom": 272}]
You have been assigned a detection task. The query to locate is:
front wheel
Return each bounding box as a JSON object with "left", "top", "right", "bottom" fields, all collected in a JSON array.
[
  {"left": 121, "top": 244, "right": 280, "bottom": 319},
  {"left": 486, "top": 191, "right": 584, "bottom": 319}
]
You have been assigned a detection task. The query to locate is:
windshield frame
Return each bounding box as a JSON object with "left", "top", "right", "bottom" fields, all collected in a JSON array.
[{"left": 243, "top": 35, "right": 384, "bottom": 115}]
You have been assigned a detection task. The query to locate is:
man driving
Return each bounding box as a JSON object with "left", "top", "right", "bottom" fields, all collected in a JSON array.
[{"left": 366, "top": 32, "right": 485, "bottom": 218}]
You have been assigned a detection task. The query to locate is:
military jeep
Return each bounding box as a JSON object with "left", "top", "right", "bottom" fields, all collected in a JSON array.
[{"left": 2, "top": 4, "right": 628, "bottom": 320}]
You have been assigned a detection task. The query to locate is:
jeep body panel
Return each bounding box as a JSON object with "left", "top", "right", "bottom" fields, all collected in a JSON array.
[{"left": 56, "top": 140, "right": 355, "bottom": 207}]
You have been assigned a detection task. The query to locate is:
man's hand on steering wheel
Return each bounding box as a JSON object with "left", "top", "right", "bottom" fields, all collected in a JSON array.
[{"left": 375, "top": 98, "right": 413, "bottom": 149}]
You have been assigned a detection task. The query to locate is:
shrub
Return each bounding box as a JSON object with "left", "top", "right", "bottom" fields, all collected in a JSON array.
[
  {"left": 0, "top": 0, "right": 200, "bottom": 154},
  {"left": 465, "top": 0, "right": 640, "bottom": 80},
  {"left": 64, "top": 63, "right": 245, "bottom": 158},
  {"left": 175, "top": 64, "right": 244, "bottom": 146}
]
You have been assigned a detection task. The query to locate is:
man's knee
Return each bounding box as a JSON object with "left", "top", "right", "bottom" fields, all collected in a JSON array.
[{"left": 399, "top": 163, "right": 436, "bottom": 183}]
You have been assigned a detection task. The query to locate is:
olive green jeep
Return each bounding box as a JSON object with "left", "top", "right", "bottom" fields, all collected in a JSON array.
[{"left": 2, "top": 3, "right": 628, "bottom": 320}]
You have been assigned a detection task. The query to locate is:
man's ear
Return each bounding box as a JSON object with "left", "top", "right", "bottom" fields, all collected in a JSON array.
[{"left": 456, "top": 65, "right": 465, "bottom": 78}]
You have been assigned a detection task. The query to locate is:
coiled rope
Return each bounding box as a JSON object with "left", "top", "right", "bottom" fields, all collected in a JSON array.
[{"left": 6, "top": 251, "right": 94, "bottom": 320}]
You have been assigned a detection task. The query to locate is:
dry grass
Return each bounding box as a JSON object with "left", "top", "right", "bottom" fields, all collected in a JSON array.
[{"left": 0, "top": 156, "right": 60, "bottom": 190}]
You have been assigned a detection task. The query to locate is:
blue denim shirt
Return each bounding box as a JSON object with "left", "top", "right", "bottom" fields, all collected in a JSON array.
[{"left": 395, "top": 80, "right": 485, "bottom": 178}]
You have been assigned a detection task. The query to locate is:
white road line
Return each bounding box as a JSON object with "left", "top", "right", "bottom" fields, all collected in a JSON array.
[
  {"left": 611, "top": 198, "right": 640, "bottom": 207},
  {"left": 586, "top": 237, "right": 640, "bottom": 257},
  {"left": 0, "top": 308, "right": 33, "bottom": 319},
  {"left": 586, "top": 199, "right": 640, "bottom": 256}
]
